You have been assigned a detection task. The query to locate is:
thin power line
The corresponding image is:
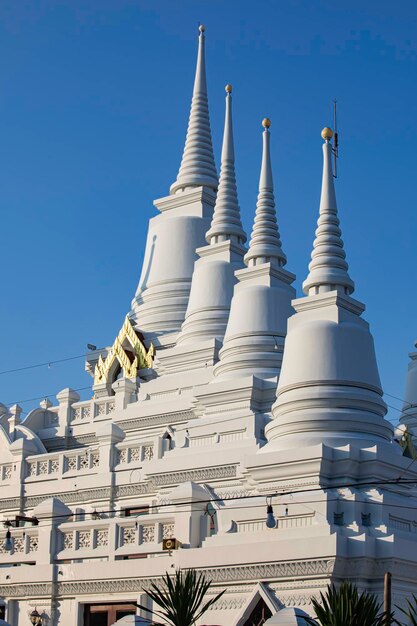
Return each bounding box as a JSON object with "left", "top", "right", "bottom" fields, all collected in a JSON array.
[
  {"left": 3, "top": 478, "right": 417, "bottom": 524},
  {"left": 0, "top": 354, "right": 96, "bottom": 377},
  {"left": 0, "top": 346, "right": 412, "bottom": 407},
  {"left": 5, "top": 386, "right": 92, "bottom": 407},
  {"left": 385, "top": 391, "right": 411, "bottom": 407},
  {"left": 6, "top": 499, "right": 417, "bottom": 525}
]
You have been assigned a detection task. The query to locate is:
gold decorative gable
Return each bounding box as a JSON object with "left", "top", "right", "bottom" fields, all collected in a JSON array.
[{"left": 94, "top": 316, "right": 154, "bottom": 385}]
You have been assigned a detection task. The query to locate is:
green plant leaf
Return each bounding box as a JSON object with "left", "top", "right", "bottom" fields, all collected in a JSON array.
[{"left": 136, "top": 568, "right": 226, "bottom": 626}]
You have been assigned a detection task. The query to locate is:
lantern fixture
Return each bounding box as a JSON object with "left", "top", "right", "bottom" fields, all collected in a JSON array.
[{"left": 29, "top": 608, "right": 42, "bottom": 625}]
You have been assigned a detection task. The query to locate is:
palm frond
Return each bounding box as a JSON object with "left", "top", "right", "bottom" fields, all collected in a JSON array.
[
  {"left": 395, "top": 594, "right": 417, "bottom": 626},
  {"left": 136, "top": 568, "right": 225, "bottom": 626},
  {"left": 304, "top": 581, "right": 395, "bottom": 626}
]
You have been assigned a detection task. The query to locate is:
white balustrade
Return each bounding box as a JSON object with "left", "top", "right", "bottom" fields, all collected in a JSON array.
[
  {"left": 70, "top": 399, "right": 115, "bottom": 423},
  {"left": 56, "top": 515, "right": 176, "bottom": 560},
  {"left": 26, "top": 449, "right": 100, "bottom": 480},
  {"left": 0, "top": 529, "right": 39, "bottom": 562},
  {"left": 116, "top": 444, "right": 154, "bottom": 465}
]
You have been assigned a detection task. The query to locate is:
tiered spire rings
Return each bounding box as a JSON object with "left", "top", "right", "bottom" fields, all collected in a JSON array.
[
  {"left": 244, "top": 118, "right": 287, "bottom": 268},
  {"left": 205, "top": 85, "right": 246, "bottom": 245},
  {"left": 170, "top": 25, "right": 218, "bottom": 195},
  {"left": 302, "top": 129, "right": 354, "bottom": 296}
]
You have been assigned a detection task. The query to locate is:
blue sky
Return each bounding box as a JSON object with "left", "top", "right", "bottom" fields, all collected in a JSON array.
[{"left": 0, "top": 0, "right": 416, "bottom": 425}]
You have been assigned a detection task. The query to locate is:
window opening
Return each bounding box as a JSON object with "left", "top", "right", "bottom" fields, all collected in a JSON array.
[
  {"left": 242, "top": 598, "right": 272, "bottom": 626},
  {"left": 84, "top": 603, "right": 136, "bottom": 626},
  {"left": 124, "top": 506, "right": 150, "bottom": 517}
]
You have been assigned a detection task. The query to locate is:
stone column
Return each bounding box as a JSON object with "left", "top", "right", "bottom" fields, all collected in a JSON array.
[
  {"left": 169, "top": 481, "right": 209, "bottom": 548},
  {"left": 56, "top": 388, "right": 80, "bottom": 440},
  {"left": 32, "top": 497, "right": 72, "bottom": 565},
  {"left": 95, "top": 422, "right": 125, "bottom": 474},
  {"left": 112, "top": 378, "right": 138, "bottom": 411}
]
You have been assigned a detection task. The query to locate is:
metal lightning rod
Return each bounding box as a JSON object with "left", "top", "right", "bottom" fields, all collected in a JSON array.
[{"left": 333, "top": 99, "right": 339, "bottom": 178}]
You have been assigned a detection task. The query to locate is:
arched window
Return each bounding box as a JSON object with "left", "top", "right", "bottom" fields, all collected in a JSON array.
[
  {"left": 206, "top": 502, "right": 217, "bottom": 536},
  {"left": 163, "top": 432, "right": 173, "bottom": 452}
]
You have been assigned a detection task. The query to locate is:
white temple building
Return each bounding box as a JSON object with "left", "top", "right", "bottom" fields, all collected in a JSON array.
[{"left": 1, "top": 25, "right": 417, "bottom": 626}]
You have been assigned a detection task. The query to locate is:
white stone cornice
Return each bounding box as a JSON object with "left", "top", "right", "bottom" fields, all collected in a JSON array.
[
  {"left": 292, "top": 291, "right": 365, "bottom": 315},
  {"left": 235, "top": 262, "right": 295, "bottom": 286},
  {"left": 154, "top": 186, "right": 216, "bottom": 214}
]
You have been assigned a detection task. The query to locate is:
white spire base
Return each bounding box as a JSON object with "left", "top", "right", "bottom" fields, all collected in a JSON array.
[
  {"left": 130, "top": 187, "right": 216, "bottom": 347},
  {"left": 265, "top": 291, "right": 393, "bottom": 450},
  {"left": 214, "top": 263, "right": 295, "bottom": 381},
  {"left": 176, "top": 240, "right": 245, "bottom": 347}
]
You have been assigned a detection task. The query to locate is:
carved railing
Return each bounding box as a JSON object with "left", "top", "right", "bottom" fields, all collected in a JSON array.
[
  {"left": 236, "top": 513, "right": 315, "bottom": 533},
  {"left": 26, "top": 448, "right": 100, "bottom": 480},
  {"left": 116, "top": 443, "right": 154, "bottom": 465},
  {"left": 70, "top": 399, "right": 116, "bottom": 423},
  {"left": 0, "top": 529, "right": 38, "bottom": 562},
  {"left": 56, "top": 515, "right": 175, "bottom": 560}
]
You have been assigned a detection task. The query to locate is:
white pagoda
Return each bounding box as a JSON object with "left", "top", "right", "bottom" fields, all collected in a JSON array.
[{"left": 1, "top": 26, "right": 417, "bottom": 626}]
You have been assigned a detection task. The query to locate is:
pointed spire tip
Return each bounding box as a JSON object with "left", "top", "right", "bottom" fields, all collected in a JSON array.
[{"left": 170, "top": 20, "right": 217, "bottom": 195}]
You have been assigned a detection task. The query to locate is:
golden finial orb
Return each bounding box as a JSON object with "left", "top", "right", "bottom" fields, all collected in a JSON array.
[
  {"left": 225, "top": 84, "right": 232, "bottom": 93},
  {"left": 262, "top": 118, "right": 271, "bottom": 129},
  {"left": 199, "top": 24, "right": 205, "bottom": 33},
  {"left": 321, "top": 127, "right": 333, "bottom": 141}
]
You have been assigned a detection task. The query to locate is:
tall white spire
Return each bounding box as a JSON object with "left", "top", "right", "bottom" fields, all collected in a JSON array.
[
  {"left": 214, "top": 118, "right": 295, "bottom": 382},
  {"left": 265, "top": 127, "right": 392, "bottom": 451},
  {"left": 302, "top": 128, "right": 354, "bottom": 296},
  {"left": 205, "top": 85, "right": 246, "bottom": 245},
  {"left": 170, "top": 25, "right": 218, "bottom": 195},
  {"left": 244, "top": 118, "right": 286, "bottom": 268},
  {"left": 176, "top": 85, "right": 246, "bottom": 348}
]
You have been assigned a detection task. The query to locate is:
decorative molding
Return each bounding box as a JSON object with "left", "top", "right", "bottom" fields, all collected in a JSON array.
[
  {"left": 206, "top": 596, "right": 247, "bottom": 611},
  {"left": 115, "top": 483, "right": 151, "bottom": 498},
  {"left": 0, "top": 497, "right": 20, "bottom": 512},
  {"left": 0, "top": 559, "right": 334, "bottom": 599},
  {"left": 279, "top": 594, "right": 317, "bottom": 607},
  {"left": 68, "top": 434, "right": 97, "bottom": 446},
  {"left": 56, "top": 578, "right": 156, "bottom": 596},
  {"left": 201, "top": 558, "right": 335, "bottom": 583},
  {"left": 117, "top": 410, "right": 194, "bottom": 431},
  {"left": 23, "top": 487, "right": 113, "bottom": 510},
  {"left": 0, "top": 466, "right": 237, "bottom": 511},
  {"left": 0, "top": 466, "right": 238, "bottom": 512},
  {"left": 216, "top": 489, "right": 254, "bottom": 500},
  {"left": 0, "top": 583, "right": 53, "bottom": 598},
  {"left": 3, "top": 558, "right": 417, "bottom": 601},
  {"left": 270, "top": 580, "right": 327, "bottom": 592},
  {"left": 256, "top": 479, "right": 322, "bottom": 493},
  {"left": 149, "top": 464, "right": 238, "bottom": 486}
]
